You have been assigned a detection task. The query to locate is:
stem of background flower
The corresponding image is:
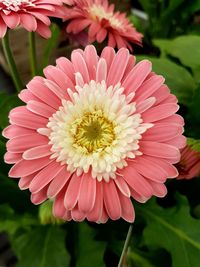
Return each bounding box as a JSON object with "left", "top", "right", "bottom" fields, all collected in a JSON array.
[
  {"left": 118, "top": 224, "right": 133, "bottom": 267},
  {"left": 2, "top": 31, "right": 23, "bottom": 93},
  {"left": 29, "top": 31, "right": 37, "bottom": 76}
]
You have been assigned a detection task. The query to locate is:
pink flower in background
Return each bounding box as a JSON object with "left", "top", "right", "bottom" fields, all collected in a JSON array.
[
  {"left": 64, "top": 0, "right": 143, "bottom": 50},
  {"left": 3, "top": 45, "right": 185, "bottom": 223},
  {"left": 0, "top": 0, "right": 71, "bottom": 38},
  {"left": 176, "top": 144, "right": 200, "bottom": 179}
]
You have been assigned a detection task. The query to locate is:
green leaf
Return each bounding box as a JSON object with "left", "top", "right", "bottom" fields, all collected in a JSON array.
[
  {"left": 0, "top": 92, "right": 22, "bottom": 130},
  {"left": 153, "top": 36, "right": 200, "bottom": 82},
  {"left": 0, "top": 204, "right": 38, "bottom": 235},
  {"left": 137, "top": 195, "right": 200, "bottom": 267},
  {"left": 136, "top": 56, "right": 196, "bottom": 106},
  {"left": 12, "top": 226, "right": 70, "bottom": 267},
  {"left": 187, "top": 138, "right": 200, "bottom": 153},
  {"left": 77, "top": 223, "right": 106, "bottom": 267}
]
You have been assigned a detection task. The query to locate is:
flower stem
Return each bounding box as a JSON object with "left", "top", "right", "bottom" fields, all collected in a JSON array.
[
  {"left": 29, "top": 31, "right": 37, "bottom": 76},
  {"left": 2, "top": 31, "right": 23, "bottom": 93},
  {"left": 118, "top": 224, "right": 133, "bottom": 267}
]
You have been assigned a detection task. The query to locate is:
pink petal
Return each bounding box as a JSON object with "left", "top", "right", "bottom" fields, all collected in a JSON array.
[
  {"left": 107, "top": 48, "right": 130, "bottom": 86},
  {"left": 96, "top": 58, "right": 107, "bottom": 82},
  {"left": 31, "top": 186, "right": 48, "bottom": 205},
  {"left": 47, "top": 168, "right": 72, "bottom": 198},
  {"left": 118, "top": 193, "right": 135, "bottom": 223},
  {"left": 87, "top": 181, "right": 103, "bottom": 222},
  {"left": 71, "top": 206, "right": 86, "bottom": 222},
  {"left": 122, "top": 167, "right": 153, "bottom": 198},
  {"left": 78, "top": 173, "right": 96, "bottom": 213},
  {"left": 140, "top": 141, "right": 180, "bottom": 163},
  {"left": 29, "top": 161, "right": 64, "bottom": 193},
  {"left": 1, "top": 13, "right": 20, "bottom": 29},
  {"left": 103, "top": 180, "right": 122, "bottom": 220},
  {"left": 122, "top": 60, "right": 152, "bottom": 95},
  {"left": 53, "top": 189, "right": 66, "bottom": 218},
  {"left": 101, "top": 46, "right": 115, "bottom": 71},
  {"left": 71, "top": 51, "right": 90, "bottom": 83},
  {"left": 2, "top": 125, "right": 34, "bottom": 139},
  {"left": 9, "top": 156, "right": 52, "bottom": 178},
  {"left": 18, "top": 174, "right": 36, "bottom": 190},
  {"left": 0, "top": 17, "right": 7, "bottom": 38},
  {"left": 36, "top": 21, "right": 51, "bottom": 38},
  {"left": 23, "top": 144, "right": 52, "bottom": 160},
  {"left": 20, "top": 14, "right": 37, "bottom": 31},
  {"left": 56, "top": 57, "right": 75, "bottom": 82},
  {"left": 4, "top": 152, "right": 22, "bottom": 164},
  {"left": 64, "top": 174, "right": 82, "bottom": 210},
  {"left": 114, "top": 176, "right": 131, "bottom": 197},
  {"left": 27, "top": 100, "right": 55, "bottom": 118},
  {"left": 84, "top": 45, "right": 98, "bottom": 80},
  {"left": 7, "top": 134, "right": 48, "bottom": 153}
]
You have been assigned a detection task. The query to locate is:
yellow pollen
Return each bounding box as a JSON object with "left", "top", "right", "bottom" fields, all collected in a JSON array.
[{"left": 70, "top": 110, "right": 115, "bottom": 154}]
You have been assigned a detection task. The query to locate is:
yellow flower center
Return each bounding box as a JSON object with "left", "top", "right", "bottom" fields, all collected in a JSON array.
[
  {"left": 89, "top": 4, "right": 123, "bottom": 29},
  {"left": 70, "top": 110, "right": 115, "bottom": 154}
]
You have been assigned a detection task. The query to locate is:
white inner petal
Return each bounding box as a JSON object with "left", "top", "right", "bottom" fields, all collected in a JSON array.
[
  {"left": 46, "top": 79, "right": 153, "bottom": 182},
  {"left": 2, "top": 0, "right": 35, "bottom": 10}
]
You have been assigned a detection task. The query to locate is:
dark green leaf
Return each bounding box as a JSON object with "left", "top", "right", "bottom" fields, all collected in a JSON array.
[
  {"left": 13, "top": 226, "right": 70, "bottom": 267},
  {"left": 77, "top": 223, "right": 106, "bottom": 267},
  {"left": 137, "top": 195, "right": 200, "bottom": 267}
]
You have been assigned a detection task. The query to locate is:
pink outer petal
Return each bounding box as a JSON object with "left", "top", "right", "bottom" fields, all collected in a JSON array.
[
  {"left": 22, "top": 144, "right": 52, "bottom": 160},
  {"left": 36, "top": 21, "right": 51, "bottom": 38},
  {"left": 53, "top": 189, "right": 66, "bottom": 218},
  {"left": 31, "top": 186, "right": 48, "bottom": 205},
  {"left": 1, "top": 13, "right": 20, "bottom": 29},
  {"left": 114, "top": 176, "right": 131, "bottom": 197},
  {"left": 4, "top": 152, "right": 22, "bottom": 164},
  {"left": 71, "top": 51, "right": 90, "bottom": 83},
  {"left": 142, "top": 103, "right": 179, "bottom": 122},
  {"left": 100, "top": 46, "right": 115, "bottom": 71},
  {"left": 29, "top": 161, "right": 65, "bottom": 193},
  {"left": 129, "top": 187, "right": 149, "bottom": 203},
  {"left": 43, "top": 66, "right": 74, "bottom": 93},
  {"left": 56, "top": 57, "right": 75, "bottom": 82},
  {"left": 165, "top": 135, "right": 187, "bottom": 149},
  {"left": 129, "top": 157, "right": 167, "bottom": 182},
  {"left": 103, "top": 180, "right": 122, "bottom": 220},
  {"left": 122, "top": 60, "right": 152, "bottom": 95},
  {"left": 47, "top": 168, "right": 72, "bottom": 198},
  {"left": 27, "top": 78, "right": 61, "bottom": 109},
  {"left": 64, "top": 174, "right": 82, "bottom": 210},
  {"left": 107, "top": 48, "right": 130, "bottom": 86},
  {"left": 7, "top": 134, "right": 48, "bottom": 153},
  {"left": 149, "top": 181, "right": 167, "bottom": 197},
  {"left": 18, "top": 174, "right": 36, "bottom": 190},
  {"left": 87, "top": 181, "right": 103, "bottom": 222},
  {"left": 71, "top": 206, "right": 86, "bottom": 222},
  {"left": 139, "top": 141, "right": 181, "bottom": 163},
  {"left": 20, "top": 13, "right": 37, "bottom": 31},
  {"left": 118, "top": 192, "right": 135, "bottom": 223},
  {"left": 0, "top": 17, "right": 7, "bottom": 38},
  {"left": 142, "top": 123, "right": 183, "bottom": 142},
  {"left": 2, "top": 125, "right": 35, "bottom": 139},
  {"left": 9, "top": 108, "right": 48, "bottom": 130},
  {"left": 78, "top": 173, "right": 96, "bottom": 213},
  {"left": 121, "top": 167, "right": 153, "bottom": 198},
  {"left": 134, "top": 75, "right": 164, "bottom": 102},
  {"left": 143, "top": 155, "right": 179, "bottom": 178},
  {"left": 19, "top": 89, "right": 41, "bottom": 103},
  {"left": 9, "top": 156, "right": 52, "bottom": 178},
  {"left": 27, "top": 100, "right": 55, "bottom": 118},
  {"left": 84, "top": 45, "right": 98, "bottom": 80},
  {"left": 96, "top": 58, "right": 107, "bottom": 82}
]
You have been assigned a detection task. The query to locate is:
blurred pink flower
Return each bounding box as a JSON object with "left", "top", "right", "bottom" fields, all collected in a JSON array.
[
  {"left": 176, "top": 144, "right": 200, "bottom": 179},
  {"left": 64, "top": 0, "right": 143, "bottom": 50},
  {"left": 3, "top": 45, "right": 185, "bottom": 223},
  {"left": 0, "top": 0, "right": 71, "bottom": 38}
]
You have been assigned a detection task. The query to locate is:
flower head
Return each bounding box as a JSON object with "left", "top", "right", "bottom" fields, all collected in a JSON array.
[
  {"left": 0, "top": 0, "right": 71, "bottom": 38},
  {"left": 64, "top": 0, "right": 143, "bottom": 50},
  {"left": 176, "top": 144, "right": 200, "bottom": 179},
  {"left": 3, "top": 45, "right": 185, "bottom": 223}
]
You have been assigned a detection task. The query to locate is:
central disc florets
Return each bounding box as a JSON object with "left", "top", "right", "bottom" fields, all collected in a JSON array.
[
  {"left": 71, "top": 110, "right": 115, "bottom": 154},
  {"left": 89, "top": 4, "right": 123, "bottom": 29},
  {"left": 46, "top": 78, "right": 153, "bottom": 182}
]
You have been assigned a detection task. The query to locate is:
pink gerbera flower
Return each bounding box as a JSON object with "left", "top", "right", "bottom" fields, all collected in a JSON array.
[
  {"left": 64, "top": 0, "right": 143, "bottom": 50},
  {"left": 0, "top": 0, "right": 72, "bottom": 38},
  {"left": 3, "top": 45, "right": 186, "bottom": 223},
  {"left": 176, "top": 144, "right": 200, "bottom": 179}
]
